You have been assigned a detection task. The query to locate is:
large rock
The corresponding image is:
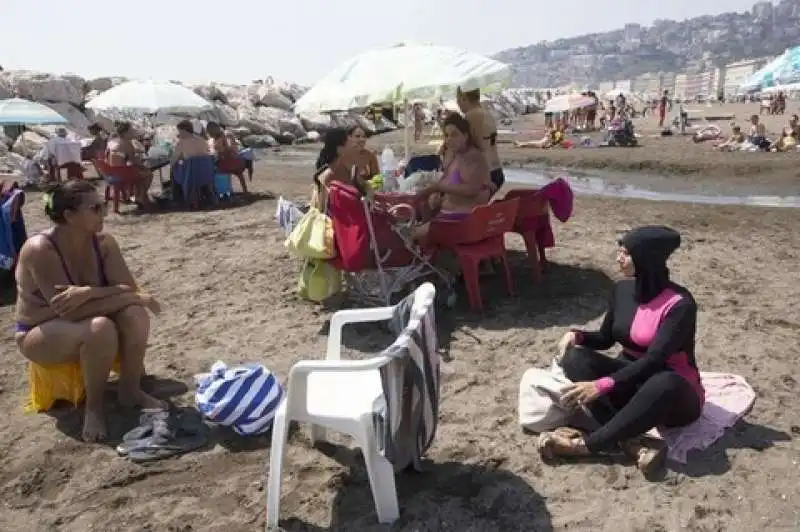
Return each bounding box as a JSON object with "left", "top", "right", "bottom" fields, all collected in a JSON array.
[
  {"left": 87, "top": 76, "right": 127, "bottom": 92},
  {"left": 0, "top": 79, "right": 11, "bottom": 99},
  {"left": 219, "top": 85, "right": 250, "bottom": 109},
  {"left": 0, "top": 152, "right": 26, "bottom": 174},
  {"left": 2, "top": 71, "right": 83, "bottom": 104},
  {"left": 12, "top": 131, "right": 48, "bottom": 157},
  {"left": 256, "top": 106, "right": 306, "bottom": 138},
  {"left": 197, "top": 102, "right": 238, "bottom": 127},
  {"left": 241, "top": 134, "right": 278, "bottom": 148},
  {"left": 299, "top": 112, "right": 332, "bottom": 133},
  {"left": 191, "top": 83, "right": 228, "bottom": 104},
  {"left": 248, "top": 84, "right": 293, "bottom": 110}
]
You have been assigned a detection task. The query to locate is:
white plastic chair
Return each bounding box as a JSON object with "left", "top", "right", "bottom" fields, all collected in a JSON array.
[{"left": 265, "top": 283, "right": 436, "bottom": 530}]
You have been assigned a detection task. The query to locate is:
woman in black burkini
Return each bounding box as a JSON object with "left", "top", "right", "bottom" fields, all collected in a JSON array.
[{"left": 539, "top": 226, "right": 704, "bottom": 474}]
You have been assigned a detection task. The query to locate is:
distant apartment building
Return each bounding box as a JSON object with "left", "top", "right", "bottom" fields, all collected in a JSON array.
[
  {"left": 614, "top": 79, "right": 632, "bottom": 93},
  {"left": 598, "top": 81, "right": 615, "bottom": 94},
  {"left": 724, "top": 57, "right": 770, "bottom": 95},
  {"left": 661, "top": 72, "right": 676, "bottom": 95},
  {"left": 674, "top": 74, "right": 689, "bottom": 99}
]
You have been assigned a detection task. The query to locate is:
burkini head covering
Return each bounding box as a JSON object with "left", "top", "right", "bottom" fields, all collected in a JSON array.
[{"left": 619, "top": 226, "right": 681, "bottom": 303}]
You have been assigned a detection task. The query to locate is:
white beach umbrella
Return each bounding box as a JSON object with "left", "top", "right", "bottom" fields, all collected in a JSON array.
[
  {"left": 0, "top": 98, "right": 69, "bottom": 125},
  {"left": 293, "top": 42, "right": 512, "bottom": 114},
  {"left": 85, "top": 80, "right": 213, "bottom": 114},
  {"left": 544, "top": 94, "right": 594, "bottom": 113}
]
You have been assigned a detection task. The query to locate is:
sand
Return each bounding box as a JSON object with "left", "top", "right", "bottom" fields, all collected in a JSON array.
[{"left": 1, "top": 108, "right": 799, "bottom": 531}]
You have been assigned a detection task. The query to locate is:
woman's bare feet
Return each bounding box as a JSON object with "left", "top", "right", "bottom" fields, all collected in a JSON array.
[
  {"left": 82, "top": 408, "right": 108, "bottom": 442},
  {"left": 537, "top": 427, "right": 591, "bottom": 460},
  {"left": 119, "top": 388, "right": 168, "bottom": 410}
]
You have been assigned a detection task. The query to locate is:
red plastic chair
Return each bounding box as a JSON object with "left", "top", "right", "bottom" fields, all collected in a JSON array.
[
  {"left": 428, "top": 198, "right": 519, "bottom": 311},
  {"left": 503, "top": 189, "right": 549, "bottom": 283},
  {"left": 92, "top": 159, "right": 135, "bottom": 214}
]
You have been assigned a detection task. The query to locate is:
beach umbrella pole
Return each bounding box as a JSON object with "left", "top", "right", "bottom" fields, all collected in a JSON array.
[{"left": 403, "top": 99, "right": 410, "bottom": 160}]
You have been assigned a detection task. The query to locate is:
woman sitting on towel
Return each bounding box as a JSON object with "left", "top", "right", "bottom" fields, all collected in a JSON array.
[
  {"left": 411, "top": 113, "right": 491, "bottom": 240},
  {"left": 14, "top": 180, "right": 164, "bottom": 442},
  {"left": 106, "top": 121, "right": 154, "bottom": 210},
  {"left": 311, "top": 126, "right": 363, "bottom": 209},
  {"left": 540, "top": 226, "right": 703, "bottom": 474},
  {"left": 206, "top": 121, "right": 249, "bottom": 194}
]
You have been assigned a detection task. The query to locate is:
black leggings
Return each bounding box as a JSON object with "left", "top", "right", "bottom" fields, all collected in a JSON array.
[{"left": 561, "top": 346, "right": 702, "bottom": 453}]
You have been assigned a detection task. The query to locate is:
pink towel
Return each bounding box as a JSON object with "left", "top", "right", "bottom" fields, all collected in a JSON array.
[
  {"left": 534, "top": 177, "right": 574, "bottom": 249},
  {"left": 650, "top": 372, "right": 755, "bottom": 463}
]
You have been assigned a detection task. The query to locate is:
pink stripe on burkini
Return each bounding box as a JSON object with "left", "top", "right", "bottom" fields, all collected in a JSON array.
[{"left": 628, "top": 289, "right": 705, "bottom": 402}]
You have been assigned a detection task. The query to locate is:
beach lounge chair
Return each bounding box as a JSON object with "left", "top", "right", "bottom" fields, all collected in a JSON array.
[{"left": 266, "top": 282, "right": 440, "bottom": 528}]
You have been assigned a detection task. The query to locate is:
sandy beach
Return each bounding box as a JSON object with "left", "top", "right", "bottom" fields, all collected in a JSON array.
[{"left": 1, "top": 113, "right": 799, "bottom": 531}]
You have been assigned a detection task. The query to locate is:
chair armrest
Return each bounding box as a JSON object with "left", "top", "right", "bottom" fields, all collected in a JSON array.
[{"left": 326, "top": 307, "right": 395, "bottom": 360}]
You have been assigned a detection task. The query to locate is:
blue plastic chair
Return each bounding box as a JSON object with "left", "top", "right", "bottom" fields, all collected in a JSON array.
[
  {"left": 174, "top": 155, "right": 216, "bottom": 206},
  {"left": 404, "top": 154, "right": 442, "bottom": 177}
]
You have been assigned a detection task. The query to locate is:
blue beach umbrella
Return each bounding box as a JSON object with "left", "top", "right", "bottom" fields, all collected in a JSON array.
[
  {"left": 740, "top": 46, "right": 800, "bottom": 92},
  {"left": 0, "top": 97, "right": 69, "bottom": 125}
]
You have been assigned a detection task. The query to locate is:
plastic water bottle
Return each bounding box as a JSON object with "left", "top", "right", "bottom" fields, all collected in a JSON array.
[{"left": 380, "top": 147, "right": 397, "bottom": 177}]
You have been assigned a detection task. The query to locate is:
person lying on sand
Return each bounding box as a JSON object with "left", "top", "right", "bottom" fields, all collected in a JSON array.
[
  {"left": 311, "top": 126, "right": 365, "bottom": 209},
  {"left": 539, "top": 226, "right": 703, "bottom": 475},
  {"left": 14, "top": 180, "right": 165, "bottom": 442},
  {"left": 411, "top": 113, "right": 491, "bottom": 240},
  {"left": 514, "top": 122, "right": 565, "bottom": 149},
  {"left": 712, "top": 125, "right": 745, "bottom": 151}
]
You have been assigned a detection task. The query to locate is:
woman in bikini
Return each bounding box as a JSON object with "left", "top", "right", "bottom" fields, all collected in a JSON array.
[
  {"left": 14, "top": 180, "right": 164, "bottom": 442},
  {"left": 350, "top": 126, "right": 380, "bottom": 181},
  {"left": 206, "top": 121, "right": 249, "bottom": 194},
  {"left": 412, "top": 113, "right": 491, "bottom": 240},
  {"left": 105, "top": 121, "right": 154, "bottom": 210}
]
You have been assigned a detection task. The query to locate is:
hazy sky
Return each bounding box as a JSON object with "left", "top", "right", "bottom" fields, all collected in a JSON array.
[{"left": 1, "top": 0, "right": 761, "bottom": 85}]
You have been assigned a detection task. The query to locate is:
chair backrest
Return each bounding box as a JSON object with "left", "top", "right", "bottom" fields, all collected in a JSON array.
[
  {"left": 404, "top": 154, "right": 442, "bottom": 177},
  {"left": 429, "top": 198, "right": 519, "bottom": 247},
  {"left": 503, "top": 189, "right": 548, "bottom": 226}
]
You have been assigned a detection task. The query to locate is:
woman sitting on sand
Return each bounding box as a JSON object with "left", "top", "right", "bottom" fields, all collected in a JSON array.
[
  {"left": 411, "top": 113, "right": 491, "bottom": 240},
  {"left": 771, "top": 115, "right": 799, "bottom": 152},
  {"left": 311, "top": 126, "right": 363, "bottom": 209},
  {"left": 14, "top": 180, "right": 164, "bottom": 442},
  {"left": 514, "top": 121, "right": 565, "bottom": 149},
  {"left": 205, "top": 121, "right": 248, "bottom": 194},
  {"left": 351, "top": 126, "right": 380, "bottom": 181},
  {"left": 106, "top": 121, "right": 154, "bottom": 210},
  {"left": 539, "top": 226, "right": 703, "bottom": 474},
  {"left": 748, "top": 114, "right": 769, "bottom": 150},
  {"left": 712, "top": 125, "right": 745, "bottom": 151}
]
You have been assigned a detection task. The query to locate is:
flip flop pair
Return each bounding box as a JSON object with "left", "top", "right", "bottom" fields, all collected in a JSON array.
[{"left": 117, "top": 409, "right": 209, "bottom": 463}]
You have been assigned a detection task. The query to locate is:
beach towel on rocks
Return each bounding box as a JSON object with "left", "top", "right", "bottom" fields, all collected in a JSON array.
[
  {"left": 651, "top": 372, "right": 755, "bottom": 463},
  {"left": 376, "top": 284, "right": 440, "bottom": 472},
  {"left": 195, "top": 361, "right": 284, "bottom": 436}
]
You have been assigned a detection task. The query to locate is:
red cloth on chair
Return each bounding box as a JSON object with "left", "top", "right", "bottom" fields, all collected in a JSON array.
[
  {"left": 326, "top": 182, "right": 414, "bottom": 272},
  {"left": 216, "top": 156, "right": 246, "bottom": 175}
]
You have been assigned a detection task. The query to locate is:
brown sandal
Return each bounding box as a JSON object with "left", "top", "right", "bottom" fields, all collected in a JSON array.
[
  {"left": 537, "top": 427, "right": 588, "bottom": 460},
  {"left": 621, "top": 437, "right": 667, "bottom": 475}
]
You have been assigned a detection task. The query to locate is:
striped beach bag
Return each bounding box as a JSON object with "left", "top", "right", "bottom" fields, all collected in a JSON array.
[{"left": 195, "top": 361, "right": 284, "bottom": 436}]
